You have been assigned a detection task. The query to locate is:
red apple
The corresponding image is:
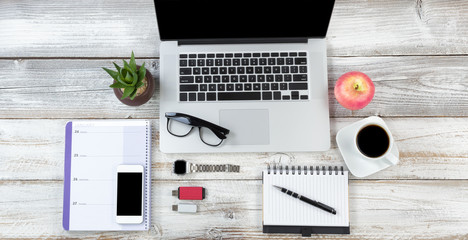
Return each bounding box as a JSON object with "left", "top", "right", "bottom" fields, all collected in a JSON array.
[{"left": 334, "top": 71, "right": 375, "bottom": 110}]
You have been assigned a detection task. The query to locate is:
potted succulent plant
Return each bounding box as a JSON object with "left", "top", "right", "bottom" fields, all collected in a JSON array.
[{"left": 103, "top": 52, "right": 155, "bottom": 106}]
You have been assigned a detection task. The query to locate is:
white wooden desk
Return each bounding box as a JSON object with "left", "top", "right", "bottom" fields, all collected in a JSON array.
[{"left": 1, "top": 0, "right": 467, "bottom": 239}]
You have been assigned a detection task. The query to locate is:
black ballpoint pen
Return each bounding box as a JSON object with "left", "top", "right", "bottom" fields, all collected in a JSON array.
[{"left": 273, "top": 185, "right": 337, "bottom": 215}]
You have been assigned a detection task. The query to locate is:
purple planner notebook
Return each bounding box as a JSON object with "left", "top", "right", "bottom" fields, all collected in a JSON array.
[{"left": 62, "top": 120, "right": 151, "bottom": 231}]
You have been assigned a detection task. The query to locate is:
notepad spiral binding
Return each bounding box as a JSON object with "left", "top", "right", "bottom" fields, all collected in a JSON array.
[
  {"left": 145, "top": 120, "right": 150, "bottom": 230},
  {"left": 267, "top": 164, "right": 345, "bottom": 175}
]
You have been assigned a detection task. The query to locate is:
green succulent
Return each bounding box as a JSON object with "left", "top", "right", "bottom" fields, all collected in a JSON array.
[{"left": 103, "top": 51, "right": 147, "bottom": 100}]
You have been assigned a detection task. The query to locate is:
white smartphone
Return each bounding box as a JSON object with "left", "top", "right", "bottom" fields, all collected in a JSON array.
[{"left": 116, "top": 165, "right": 144, "bottom": 224}]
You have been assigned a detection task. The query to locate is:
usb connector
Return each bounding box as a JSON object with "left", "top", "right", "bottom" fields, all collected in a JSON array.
[{"left": 172, "top": 203, "right": 197, "bottom": 213}]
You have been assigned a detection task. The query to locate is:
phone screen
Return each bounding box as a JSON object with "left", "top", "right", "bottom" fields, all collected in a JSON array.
[{"left": 117, "top": 172, "right": 142, "bottom": 216}]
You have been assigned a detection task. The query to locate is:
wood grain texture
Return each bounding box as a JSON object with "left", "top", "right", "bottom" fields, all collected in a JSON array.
[
  {"left": 0, "top": 57, "right": 467, "bottom": 119},
  {"left": 1, "top": 0, "right": 468, "bottom": 58},
  {"left": 0, "top": 180, "right": 467, "bottom": 239},
  {"left": 1, "top": 118, "right": 467, "bottom": 181},
  {"left": 0, "top": 59, "right": 160, "bottom": 119},
  {"left": 327, "top": 0, "right": 468, "bottom": 56},
  {"left": 328, "top": 56, "right": 468, "bottom": 117},
  {"left": 0, "top": 0, "right": 159, "bottom": 58}
]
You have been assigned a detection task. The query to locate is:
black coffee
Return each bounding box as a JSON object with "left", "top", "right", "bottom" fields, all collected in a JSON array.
[{"left": 357, "top": 125, "right": 389, "bottom": 158}]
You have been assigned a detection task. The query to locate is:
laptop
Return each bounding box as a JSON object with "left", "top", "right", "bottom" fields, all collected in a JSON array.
[{"left": 155, "top": 0, "right": 335, "bottom": 153}]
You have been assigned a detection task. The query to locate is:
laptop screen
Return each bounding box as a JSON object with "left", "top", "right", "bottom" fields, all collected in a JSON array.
[{"left": 154, "top": 0, "right": 335, "bottom": 41}]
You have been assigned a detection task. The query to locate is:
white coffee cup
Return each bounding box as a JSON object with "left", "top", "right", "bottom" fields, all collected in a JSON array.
[
  {"left": 337, "top": 116, "right": 399, "bottom": 177},
  {"left": 353, "top": 116, "right": 398, "bottom": 165}
]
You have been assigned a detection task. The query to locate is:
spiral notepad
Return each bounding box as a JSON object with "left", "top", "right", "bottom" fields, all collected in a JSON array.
[
  {"left": 262, "top": 165, "right": 350, "bottom": 236},
  {"left": 63, "top": 120, "right": 151, "bottom": 231}
]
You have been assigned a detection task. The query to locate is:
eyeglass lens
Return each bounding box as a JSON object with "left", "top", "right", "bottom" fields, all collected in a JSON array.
[
  {"left": 199, "top": 127, "right": 224, "bottom": 146},
  {"left": 167, "top": 118, "right": 193, "bottom": 137},
  {"left": 167, "top": 119, "right": 224, "bottom": 146}
]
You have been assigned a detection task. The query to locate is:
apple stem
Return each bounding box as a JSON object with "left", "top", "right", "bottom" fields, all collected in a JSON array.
[{"left": 354, "top": 83, "right": 360, "bottom": 90}]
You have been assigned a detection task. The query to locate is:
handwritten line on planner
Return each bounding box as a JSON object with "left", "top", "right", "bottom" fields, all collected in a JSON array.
[
  {"left": 73, "top": 179, "right": 113, "bottom": 181},
  {"left": 74, "top": 203, "right": 113, "bottom": 206},
  {"left": 75, "top": 131, "right": 140, "bottom": 134},
  {"left": 74, "top": 155, "right": 145, "bottom": 158}
]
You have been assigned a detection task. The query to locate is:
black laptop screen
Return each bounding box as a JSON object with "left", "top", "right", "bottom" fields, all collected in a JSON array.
[{"left": 154, "top": 0, "right": 335, "bottom": 40}]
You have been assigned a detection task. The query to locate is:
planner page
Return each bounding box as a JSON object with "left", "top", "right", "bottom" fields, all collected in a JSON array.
[
  {"left": 263, "top": 169, "right": 349, "bottom": 227},
  {"left": 66, "top": 120, "right": 150, "bottom": 231}
]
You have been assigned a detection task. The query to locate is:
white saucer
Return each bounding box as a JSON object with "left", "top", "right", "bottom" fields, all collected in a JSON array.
[{"left": 336, "top": 117, "right": 399, "bottom": 178}]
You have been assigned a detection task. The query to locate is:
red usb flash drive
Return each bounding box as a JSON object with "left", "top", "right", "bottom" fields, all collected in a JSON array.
[{"left": 172, "top": 187, "right": 205, "bottom": 200}]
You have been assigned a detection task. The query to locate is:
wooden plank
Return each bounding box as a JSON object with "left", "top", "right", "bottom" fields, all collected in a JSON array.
[
  {"left": 1, "top": 118, "right": 467, "bottom": 181},
  {"left": 0, "top": 57, "right": 467, "bottom": 119},
  {"left": 0, "top": 180, "right": 467, "bottom": 239},
  {"left": 327, "top": 56, "right": 468, "bottom": 117},
  {"left": 1, "top": 0, "right": 468, "bottom": 58},
  {"left": 0, "top": 59, "right": 160, "bottom": 119},
  {"left": 327, "top": 0, "right": 468, "bottom": 56},
  {"left": 0, "top": 0, "right": 159, "bottom": 58}
]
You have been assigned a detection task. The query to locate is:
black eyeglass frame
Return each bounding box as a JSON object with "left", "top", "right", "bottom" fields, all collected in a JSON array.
[{"left": 165, "top": 112, "right": 230, "bottom": 146}]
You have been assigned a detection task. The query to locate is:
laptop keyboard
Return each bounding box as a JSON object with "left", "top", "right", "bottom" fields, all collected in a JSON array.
[{"left": 179, "top": 52, "right": 309, "bottom": 101}]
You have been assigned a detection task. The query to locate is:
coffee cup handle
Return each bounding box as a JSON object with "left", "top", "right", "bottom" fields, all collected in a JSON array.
[{"left": 384, "top": 153, "right": 399, "bottom": 165}]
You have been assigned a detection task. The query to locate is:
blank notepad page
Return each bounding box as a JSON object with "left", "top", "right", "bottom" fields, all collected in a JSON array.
[{"left": 263, "top": 168, "right": 349, "bottom": 227}]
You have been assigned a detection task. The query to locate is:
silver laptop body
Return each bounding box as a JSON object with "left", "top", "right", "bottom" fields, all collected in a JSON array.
[{"left": 155, "top": 0, "right": 335, "bottom": 153}]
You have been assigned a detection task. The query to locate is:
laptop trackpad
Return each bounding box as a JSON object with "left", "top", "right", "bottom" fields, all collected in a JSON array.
[{"left": 219, "top": 109, "right": 270, "bottom": 145}]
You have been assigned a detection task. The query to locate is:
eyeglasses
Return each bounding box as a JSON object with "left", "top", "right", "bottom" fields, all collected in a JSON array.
[{"left": 165, "top": 112, "right": 230, "bottom": 147}]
